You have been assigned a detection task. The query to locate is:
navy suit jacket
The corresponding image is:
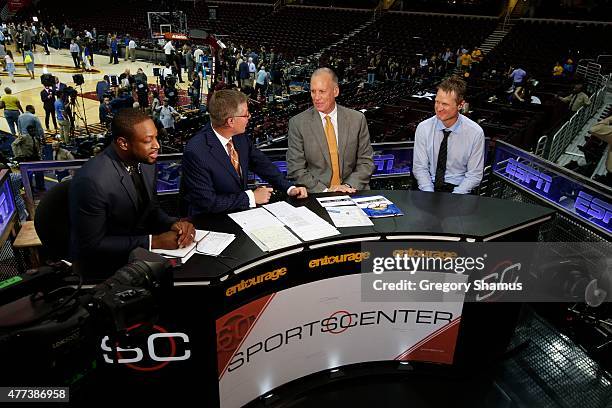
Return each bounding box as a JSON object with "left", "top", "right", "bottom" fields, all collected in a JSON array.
[
  {"left": 183, "top": 123, "right": 292, "bottom": 215},
  {"left": 70, "top": 146, "right": 176, "bottom": 278}
]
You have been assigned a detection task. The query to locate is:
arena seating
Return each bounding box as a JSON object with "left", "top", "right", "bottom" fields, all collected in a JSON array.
[
  {"left": 486, "top": 20, "right": 612, "bottom": 81},
  {"left": 183, "top": 2, "right": 273, "bottom": 37},
  {"left": 329, "top": 12, "right": 497, "bottom": 74},
  {"left": 390, "top": 0, "right": 502, "bottom": 16},
  {"left": 228, "top": 6, "right": 371, "bottom": 59}
]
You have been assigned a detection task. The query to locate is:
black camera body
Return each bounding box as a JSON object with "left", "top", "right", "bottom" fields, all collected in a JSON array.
[
  {"left": 0, "top": 250, "right": 171, "bottom": 386},
  {"left": 64, "top": 86, "right": 78, "bottom": 100}
]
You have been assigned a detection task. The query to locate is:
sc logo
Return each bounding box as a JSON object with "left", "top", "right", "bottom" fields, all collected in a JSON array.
[{"left": 101, "top": 324, "right": 191, "bottom": 372}]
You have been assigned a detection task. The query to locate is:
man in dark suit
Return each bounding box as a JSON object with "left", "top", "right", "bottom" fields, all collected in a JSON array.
[
  {"left": 183, "top": 89, "right": 307, "bottom": 215},
  {"left": 70, "top": 109, "right": 195, "bottom": 279},
  {"left": 287, "top": 68, "right": 374, "bottom": 193}
]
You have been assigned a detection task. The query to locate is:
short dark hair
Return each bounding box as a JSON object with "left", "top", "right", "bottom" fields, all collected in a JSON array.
[
  {"left": 208, "top": 89, "right": 248, "bottom": 127},
  {"left": 437, "top": 76, "right": 467, "bottom": 104},
  {"left": 111, "top": 108, "right": 152, "bottom": 141},
  {"left": 25, "top": 105, "right": 35, "bottom": 113}
]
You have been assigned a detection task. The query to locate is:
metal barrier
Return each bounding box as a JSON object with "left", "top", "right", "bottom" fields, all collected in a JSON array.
[
  {"left": 534, "top": 135, "right": 547, "bottom": 157},
  {"left": 546, "top": 69, "right": 609, "bottom": 162}
]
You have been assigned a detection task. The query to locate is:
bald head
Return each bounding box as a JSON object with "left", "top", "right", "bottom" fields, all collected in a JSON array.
[{"left": 310, "top": 68, "right": 339, "bottom": 114}]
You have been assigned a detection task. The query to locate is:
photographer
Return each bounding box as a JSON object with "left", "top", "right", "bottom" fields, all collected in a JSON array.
[
  {"left": 70, "top": 108, "right": 195, "bottom": 279},
  {"left": 54, "top": 90, "right": 71, "bottom": 144}
]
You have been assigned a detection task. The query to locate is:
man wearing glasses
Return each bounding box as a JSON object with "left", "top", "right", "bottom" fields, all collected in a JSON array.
[{"left": 183, "top": 89, "right": 307, "bottom": 215}]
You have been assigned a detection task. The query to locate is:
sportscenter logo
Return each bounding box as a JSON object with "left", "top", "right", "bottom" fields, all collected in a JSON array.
[
  {"left": 225, "top": 267, "right": 288, "bottom": 297},
  {"left": 224, "top": 308, "right": 453, "bottom": 373},
  {"left": 100, "top": 324, "right": 191, "bottom": 372},
  {"left": 308, "top": 251, "right": 370, "bottom": 269}
]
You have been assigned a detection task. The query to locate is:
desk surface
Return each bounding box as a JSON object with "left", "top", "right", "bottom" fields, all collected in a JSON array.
[
  {"left": 13, "top": 221, "right": 42, "bottom": 248},
  {"left": 178, "top": 190, "right": 554, "bottom": 282}
]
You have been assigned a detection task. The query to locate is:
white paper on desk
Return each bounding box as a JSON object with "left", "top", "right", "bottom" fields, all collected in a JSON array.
[
  {"left": 152, "top": 229, "right": 208, "bottom": 262},
  {"left": 316, "top": 195, "right": 354, "bottom": 207},
  {"left": 249, "top": 225, "right": 302, "bottom": 252},
  {"left": 228, "top": 207, "right": 284, "bottom": 230},
  {"left": 196, "top": 231, "right": 235, "bottom": 256},
  {"left": 326, "top": 205, "right": 373, "bottom": 228},
  {"left": 264, "top": 201, "right": 340, "bottom": 241}
]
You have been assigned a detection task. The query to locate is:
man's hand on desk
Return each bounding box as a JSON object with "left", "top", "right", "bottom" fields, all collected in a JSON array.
[
  {"left": 329, "top": 184, "right": 356, "bottom": 193},
  {"left": 152, "top": 231, "right": 180, "bottom": 250},
  {"left": 288, "top": 186, "right": 308, "bottom": 199},
  {"left": 253, "top": 186, "right": 273, "bottom": 204},
  {"left": 171, "top": 219, "right": 196, "bottom": 248}
]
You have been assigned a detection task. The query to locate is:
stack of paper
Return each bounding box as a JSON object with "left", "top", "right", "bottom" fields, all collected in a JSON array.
[
  {"left": 228, "top": 208, "right": 302, "bottom": 252},
  {"left": 264, "top": 201, "right": 340, "bottom": 241},
  {"left": 152, "top": 230, "right": 236, "bottom": 261},
  {"left": 316, "top": 196, "right": 374, "bottom": 227},
  {"left": 197, "top": 231, "right": 236, "bottom": 256}
]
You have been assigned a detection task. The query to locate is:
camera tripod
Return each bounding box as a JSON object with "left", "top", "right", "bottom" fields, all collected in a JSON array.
[{"left": 69, "top": 84, "right": 91, "bottom": 139}]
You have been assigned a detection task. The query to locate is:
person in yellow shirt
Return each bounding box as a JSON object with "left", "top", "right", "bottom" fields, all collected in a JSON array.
[
  {"left": 552, "top": 62, "right": 564, "bottom": 78},
  {"left": 460, "top": 52, "right": 472, "bottom": 73},
  {"left": 0, "top": 87, "right": 24, "bottom": 135},
  {"left": 471, "top": 47, "right": 482, "bottom": 63}
]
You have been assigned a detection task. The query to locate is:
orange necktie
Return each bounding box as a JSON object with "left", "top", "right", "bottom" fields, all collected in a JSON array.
[
  {"left": 227, "top": 139, "right": 241, "bottom": 177},
  {"left": 324, "top": 115, "right": 341, "bottom": 187}
]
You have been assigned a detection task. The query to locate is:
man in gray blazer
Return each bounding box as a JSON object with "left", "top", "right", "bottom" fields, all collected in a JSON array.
[{"left": 287, "top": 68, "right": 374, "bottom": 193}]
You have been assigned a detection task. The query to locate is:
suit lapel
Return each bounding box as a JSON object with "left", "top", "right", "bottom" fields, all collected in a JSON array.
[
  {"left": 107, "top": 148, "right": 139, "bottom": 211},
  {"left": 205, "top": 128, "right": 242, "bottom": 187},
  {"left": 336, "top": 105, "right": 348, "bottom": 173},
  {"left": 309, "top": 109, "right": 331, "bottom": 168},
  {"left": 234, "top": 136, "right": 249, "bottom": 188},
  {"left": 141, "top": 164, "right": 154, "bottom": 199}
]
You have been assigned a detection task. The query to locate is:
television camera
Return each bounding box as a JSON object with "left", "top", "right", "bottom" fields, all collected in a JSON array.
[{"left": 0, "top": 248, "right": 173, "bottom": 386}]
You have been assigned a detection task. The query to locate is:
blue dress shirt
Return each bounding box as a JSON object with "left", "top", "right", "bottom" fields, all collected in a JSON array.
[{"left": 413, "top": 114, "right": 485, "bottom": 194}]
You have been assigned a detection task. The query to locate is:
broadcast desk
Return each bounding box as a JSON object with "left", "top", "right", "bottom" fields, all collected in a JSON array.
[{"left": 101, "top": 190, "right": 555, "bottom": 407}]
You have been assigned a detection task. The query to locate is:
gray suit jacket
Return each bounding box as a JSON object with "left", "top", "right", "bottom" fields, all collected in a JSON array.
[{"left": 287, "top": 105, "right": 374, "bottom": 192}]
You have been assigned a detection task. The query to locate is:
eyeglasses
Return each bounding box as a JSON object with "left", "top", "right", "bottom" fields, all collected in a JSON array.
[{"left": 233, "top": 112, "right": 251, "bottom": 119}]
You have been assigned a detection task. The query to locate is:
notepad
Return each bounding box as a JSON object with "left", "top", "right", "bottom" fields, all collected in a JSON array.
[{"left": 152, "top": 229, "right": 236, "bottom": 261}]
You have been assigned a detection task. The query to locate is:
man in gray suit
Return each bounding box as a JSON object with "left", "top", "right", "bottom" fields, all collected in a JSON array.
[{"left": 287, "top": 68, "right": 374, "bottom": 193}]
